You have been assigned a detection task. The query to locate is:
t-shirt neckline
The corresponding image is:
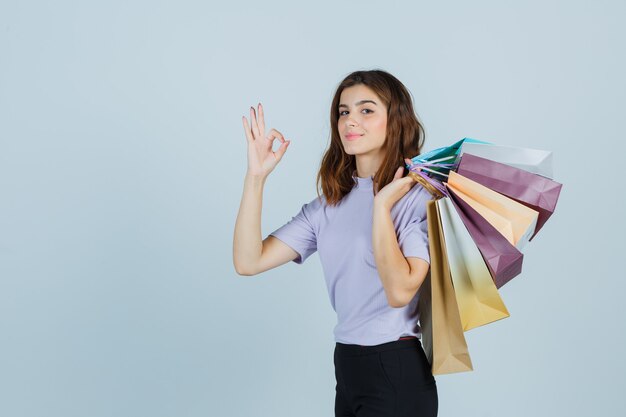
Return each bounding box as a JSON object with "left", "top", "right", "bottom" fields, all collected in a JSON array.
[{"left": 352, "top": 171, "right": 374, "bottom": 191}]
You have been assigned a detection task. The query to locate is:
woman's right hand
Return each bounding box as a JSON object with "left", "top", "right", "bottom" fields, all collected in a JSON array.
[{"left": 242, "top": 103, "right": 291, "bottom": 179}]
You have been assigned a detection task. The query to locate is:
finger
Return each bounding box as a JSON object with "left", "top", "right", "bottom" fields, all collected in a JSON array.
[
  {"left": 266, "top": 128, "right": 285, "bottom": 143},
  {"left": 250, "top": 107, "right": 260, "bottom": 138},
  {"left": 394, "top": 166, "right": 404, "bottom": 180},
  {"left": 257, "top": 102, "right": 265, "bottom": 135},
  {"left": 405, "top": 158, "right": 422, "bottom": 172},
  {"left": 242, "top": 116, "right": 254, "bottom": 143}
]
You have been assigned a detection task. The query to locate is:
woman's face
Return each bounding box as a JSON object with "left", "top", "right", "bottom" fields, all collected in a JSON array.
[{"left": 337, "top": 84, "right": 388, "bottom": 157}]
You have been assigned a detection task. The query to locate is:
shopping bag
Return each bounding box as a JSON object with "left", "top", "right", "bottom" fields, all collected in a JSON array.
[
  {"left": 447, "top": 185, "right": 524, "bottom": 289},
  {"left": 422, "top": 200, "right": 473, "bottom": 375},
  {"left": 411, "top": 137, "right": 491, "bottom": 180},
  {"left": 437, "top": 197, "right": 510, "bottom": 331},
  {"left": 446, "top": 171, "right": 539, "bottom": 251},
  {"left": 456, "top": 153, "right": 563, "bottom": 240},
  {"left": 459, "top": 142, "right": 554, "bottom": 179}
]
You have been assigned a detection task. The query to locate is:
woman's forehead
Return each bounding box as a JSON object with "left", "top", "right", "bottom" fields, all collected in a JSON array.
[{"left": 339, "top": 85, "right": 381, "bottom": 106}]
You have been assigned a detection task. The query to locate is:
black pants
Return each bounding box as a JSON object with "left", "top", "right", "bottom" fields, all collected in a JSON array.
[{"left": 334, "top": 337, "right": 438, "bottom": 417}]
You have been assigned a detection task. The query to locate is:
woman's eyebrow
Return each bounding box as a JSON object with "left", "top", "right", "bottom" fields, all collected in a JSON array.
[{"left": 338, "top": 99, "right": 378, "bottom": 109}]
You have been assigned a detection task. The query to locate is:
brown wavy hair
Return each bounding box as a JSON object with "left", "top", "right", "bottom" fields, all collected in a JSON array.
[{"left": 315, "top": 69, "right": 426, "bottom": 206}]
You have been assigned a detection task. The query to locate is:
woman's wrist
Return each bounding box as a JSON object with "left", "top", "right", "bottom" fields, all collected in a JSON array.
[{"left": 245, "top": 171, "right": 268, "bottom": 183}]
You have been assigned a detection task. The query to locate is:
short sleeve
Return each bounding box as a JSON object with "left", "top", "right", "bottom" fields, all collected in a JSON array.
[
  {"left": 268, "top": 197, "right": 321, "bottom": 264},
  {"left": 396, "top": 187, "right": 431, "bottom": 264}
]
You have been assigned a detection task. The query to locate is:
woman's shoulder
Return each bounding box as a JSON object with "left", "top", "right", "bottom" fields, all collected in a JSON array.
[
  {"left": 300, "top": 193, "right": 327, "bottom": 214},
  {"left": 306, "top": 193, "right": 327, "bottom": 206},
  {"left": 406, "top": 181, "right": 433, "bottom": 204}
]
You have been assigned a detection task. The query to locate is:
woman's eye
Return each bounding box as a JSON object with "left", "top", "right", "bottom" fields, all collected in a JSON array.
[{"left": 338, "top": 109, "right": 373, "bottom": 116}]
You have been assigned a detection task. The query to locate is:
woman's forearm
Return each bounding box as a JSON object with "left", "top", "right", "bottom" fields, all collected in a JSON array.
[
  {"left": 232, "top": 173, "right": 267, "bottom": 275},
  {"left": 372, "top": 201, "right": 413, "bottom": 307}
]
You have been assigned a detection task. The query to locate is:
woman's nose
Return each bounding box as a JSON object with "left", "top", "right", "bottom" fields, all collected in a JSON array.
[{"left": 345, "top": 116, "right": 358, "bottom": 127}]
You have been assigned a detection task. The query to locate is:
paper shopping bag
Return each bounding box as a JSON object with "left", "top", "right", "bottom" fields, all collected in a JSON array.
[
  {"left": 411, "top": 137, "right": 491, "bottom": 180},
  {"left": 437, "top": 197, "right": 510, "bottom": 331},
  {"left": 456, "top": 153, "right": 563, "bottom": 240},
  {"left": 459, "top": 142, "right": 554, "bottom": 179},
  {"left": 446, "top": 186, "right": 524, "bottom": 289},
  {"left": 423, "top": 200, "right": 473, "bottom": 375},
  {"left": 446, "top": 171, "right": 539, "bottom": 251}
]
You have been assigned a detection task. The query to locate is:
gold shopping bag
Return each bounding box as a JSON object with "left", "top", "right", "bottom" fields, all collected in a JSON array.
[{"left": 419, "top": 200, "right": 473, "bottom": 375}]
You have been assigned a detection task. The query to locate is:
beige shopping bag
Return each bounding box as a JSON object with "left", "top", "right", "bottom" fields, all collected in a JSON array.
[{"left": 446, "top": 171, "right": 539, "bottom": 251}]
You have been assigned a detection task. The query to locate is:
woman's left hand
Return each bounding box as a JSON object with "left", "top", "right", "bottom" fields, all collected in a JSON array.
[{"left": 373, "top": 159, "right": 418, "bottom": 211}]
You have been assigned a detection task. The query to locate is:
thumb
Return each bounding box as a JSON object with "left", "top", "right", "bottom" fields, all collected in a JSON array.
[
  {"left": 394, "top": 166, "right": 404, "bottom": 180},
  {"left": 274, "top": 139, "right": 291, "bottom": 160}
]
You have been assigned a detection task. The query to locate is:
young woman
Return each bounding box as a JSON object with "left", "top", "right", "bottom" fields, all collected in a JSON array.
[{"left": 233, "top": 69, "right": 438, "bottom": 417}]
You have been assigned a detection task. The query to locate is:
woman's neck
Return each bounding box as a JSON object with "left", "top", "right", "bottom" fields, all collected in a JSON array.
[{"left": 354, "top": 152, "right": 383, "bottom": 178}]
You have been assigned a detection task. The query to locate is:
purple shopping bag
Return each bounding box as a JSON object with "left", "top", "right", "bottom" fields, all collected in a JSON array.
[
  {"left": 456, "top": 153, "right": 563, "bottom": 240},
  {"left": 446, "top": 185, "right": 524, "bottom": 289}
]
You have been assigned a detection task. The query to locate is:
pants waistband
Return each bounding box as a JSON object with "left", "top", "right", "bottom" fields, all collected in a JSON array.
[{"left": 335, "top": 336, "right": 421, "bottom": 356}]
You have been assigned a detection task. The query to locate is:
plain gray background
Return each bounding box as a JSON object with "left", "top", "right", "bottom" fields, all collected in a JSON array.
[{"left": 1, "top": 1, "right": 624, "bottom": 416}]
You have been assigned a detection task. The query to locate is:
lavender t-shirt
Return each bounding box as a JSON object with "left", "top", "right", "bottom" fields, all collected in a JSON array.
[{"left": 269, "top": 173, "right": 431, "bottom": 346}]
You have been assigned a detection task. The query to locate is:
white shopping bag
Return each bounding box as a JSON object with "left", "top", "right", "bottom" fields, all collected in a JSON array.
[
  {"left": 459, "top": 142, "right": 554, "bottom": 179},
  {"left": 436, "top": 197, "right": 510, "bottom": 331}
]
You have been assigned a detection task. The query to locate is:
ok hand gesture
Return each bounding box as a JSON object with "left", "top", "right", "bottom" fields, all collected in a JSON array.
[{"left": 242, "top": 103, "right": 291, "bottom": 179}]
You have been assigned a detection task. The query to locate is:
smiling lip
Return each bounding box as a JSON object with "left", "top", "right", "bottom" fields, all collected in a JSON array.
[{"left": 346, "top": 134, "right": 363, "bottom": 141}]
